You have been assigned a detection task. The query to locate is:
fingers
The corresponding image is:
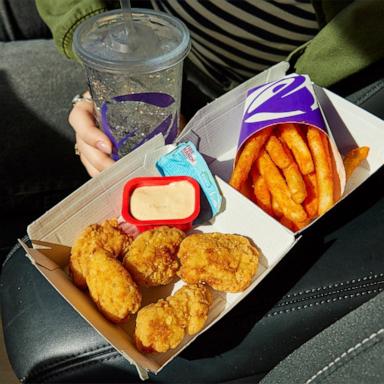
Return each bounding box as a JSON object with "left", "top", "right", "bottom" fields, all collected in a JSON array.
[
  {"left": 69, "top": 92, "right": 116, "bottom": 177},
  {"left": 79, "top": 152, "right": 99, "bottom": 178},
  {"left": 77, "top": 136, "right": 115, "bottom": 177},
  {"left": 69, "top": 99, "right": 112, "bottom": 155}
]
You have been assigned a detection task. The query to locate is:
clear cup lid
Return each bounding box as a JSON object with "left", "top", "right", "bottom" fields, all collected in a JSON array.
[{"left": 73, "top": 8, "right": 190, "bottom": 74}]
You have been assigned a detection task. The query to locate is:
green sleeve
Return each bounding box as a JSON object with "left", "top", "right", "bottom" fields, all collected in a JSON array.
[
  {"left": 290, "top": 0, "right": 384, "bottom": 87},
  {"left": 36, "top": 0, "right": 108, "bottom": 60}
]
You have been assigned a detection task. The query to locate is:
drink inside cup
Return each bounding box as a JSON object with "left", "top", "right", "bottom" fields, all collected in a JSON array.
[{"left": 73, "top": 8, "right": 190, "bottom": 159}]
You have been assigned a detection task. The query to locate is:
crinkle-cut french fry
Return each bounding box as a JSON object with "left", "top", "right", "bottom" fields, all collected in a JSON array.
[
  {"left": 279, "top": 142, "right": 307, "bottom": 204},
  {"left": 293, "top": 217, "right": 311, "bottom": 231},
  {"left": 343, "top": 146, "right": 369, "bottom": 180},
  {"left": 321, "top": 132, "right": 332, "bottom": 176},
  {"left": 229, "top": 127, "right": 272, "bottom": 190},
  {"left": 280, "top": 216, "right": 311, "bottom": 232},
  {"left": 280, "top": 123, "right": 314, "bottom": 175},
  {"left": 266, "top": 136, "right": 307, "bottom": 204},
  {"left": 303, "top": 173, "right": 318, "bottom": 219},
  {"left": 258, "top": 151, "right": 307, "bottom": 223},
  {"left": 307, "top": 126, "right": 334, "bottom": 216},
  {"left": 250, "top": 163, "right": 273, "bottom": 216},
  {"left": 279, "top": 216, "right": 296, "bottom": 231},
  {"left": 239, "top": 176, "right": 256, "bottom": 202},
  {"left": 271, "top": 196, "right": 284, "bottom": 218},
  {"left": 321, "top": 133, "right": 341, "bottom": 202},
  {"left": 266, "top": 135, "right": 291, "bottom": 169},
  {"left": 281, "top": 216, "right": 311, "bottom": 232},
  {"left": 283, "top": 164, "right": 307, "bottom": 204}
]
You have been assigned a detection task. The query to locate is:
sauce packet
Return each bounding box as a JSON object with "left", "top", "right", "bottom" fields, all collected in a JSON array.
[{"left": 156, "top": 141, "right": 222, "bottom": 222}]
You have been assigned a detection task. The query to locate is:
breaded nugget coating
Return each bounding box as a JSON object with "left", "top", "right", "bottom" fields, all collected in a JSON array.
[
  {"left": 135, "top": 300, "right": 185, "bottom": 353},
  {"left": 123, "top": 226, "right": 185, "bottom": 287},
  {"left": 94, "top": 218, "right": 133, "bottom": 258},
  {"left": 135, "top": 284, "right": 211, "bottom": 353},
  {"left": 86, "top": 248, "right": 141, "bottom": 323},
  {"left": 70, "top": 224, "right": 99, "bottom": 289},
  {"left": 70, "top": 218, "right": 132, "bottom": 289},
  {"left": 177, "top": 233, "right": 259, "bottom": 292},
  {"left": 168, "top": 284, "right": 212, "bottom": 335}
]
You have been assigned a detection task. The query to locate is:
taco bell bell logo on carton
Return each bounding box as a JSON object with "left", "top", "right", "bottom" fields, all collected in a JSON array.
[{"left": 238, "top": 74, "right": 327, "bottom": 149}]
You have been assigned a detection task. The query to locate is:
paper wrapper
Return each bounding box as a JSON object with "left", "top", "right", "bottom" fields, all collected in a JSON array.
[{"left": 238, "top": 74, "right": 326, "bottom": 147}]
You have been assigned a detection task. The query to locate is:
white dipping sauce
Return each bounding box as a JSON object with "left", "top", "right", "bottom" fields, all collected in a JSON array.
[{"left": 130, "top": 181, "right": 195, "bottom": 220}]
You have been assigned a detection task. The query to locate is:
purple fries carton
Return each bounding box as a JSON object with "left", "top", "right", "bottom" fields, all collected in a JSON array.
[{"left": 238, "top": 74, "right": 327, "bottom": 151}]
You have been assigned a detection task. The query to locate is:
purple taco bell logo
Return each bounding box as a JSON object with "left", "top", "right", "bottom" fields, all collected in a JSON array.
[
  {"left": 239, "top": 74, "right": 326, "bottom": 149},
  {"left": 101, "top": 92, "right": 178, "bottom": 160}
]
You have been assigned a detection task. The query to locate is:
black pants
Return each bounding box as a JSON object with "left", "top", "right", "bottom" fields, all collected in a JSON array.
[{"left": 0, "top": 38, "right": 92, "bottom": 260}]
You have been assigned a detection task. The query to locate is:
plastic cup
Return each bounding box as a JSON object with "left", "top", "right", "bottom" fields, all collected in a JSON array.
[{"left": 73, "top": 9, "right": 190, "bottom": 160}]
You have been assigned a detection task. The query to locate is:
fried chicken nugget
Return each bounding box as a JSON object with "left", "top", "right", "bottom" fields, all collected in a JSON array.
[
  {"left": 123, "top": 226, "right": 186, "bottom": 287},
  {"left": 135, "top": 300, "right": 184, "bottom": 353},
  {"left": 86, "top": 248, "right": 141, "bottom": 323},
  {"left": 70, "top": 218, "right": 133, "bottom": 289},
  {"left": 168, "top": 284, "right": 213, "bottom": 335},
  {"left": 177, "top": 233, "right": 259, "bottom": 292},
  {"left": 135, "top": 284, "right": 212, "bottom": 353}
]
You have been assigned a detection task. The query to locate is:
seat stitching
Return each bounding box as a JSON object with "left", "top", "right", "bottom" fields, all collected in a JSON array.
[
  {"left": 277, "top": 279, "right": 384, "bottom": 307},
  {"left": 268, "top": 288, "right": 383, "bottom": 317},
  {"left": 282, "top": 273, "right": 384, "bottom": 299},
  {"left": 305, "top": 328, "right": 384, "bottom": 383},
  {"left": 354, "top": 80, "right": 384, "bottom": 106}
]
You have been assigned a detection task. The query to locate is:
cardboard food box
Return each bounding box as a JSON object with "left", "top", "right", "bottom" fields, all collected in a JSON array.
[{"left": 20, "top": 62, "right": 384, "bottom": 380}]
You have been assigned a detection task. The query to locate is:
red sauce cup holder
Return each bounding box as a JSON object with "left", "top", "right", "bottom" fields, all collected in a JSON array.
[{"left": 121, "top": 176, "right": 201, "bottom": 232}]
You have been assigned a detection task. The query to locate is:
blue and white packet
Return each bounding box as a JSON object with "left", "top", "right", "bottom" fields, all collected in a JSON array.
[{"left": 156, "top": 141, "right": 222, "bottom": 223}]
